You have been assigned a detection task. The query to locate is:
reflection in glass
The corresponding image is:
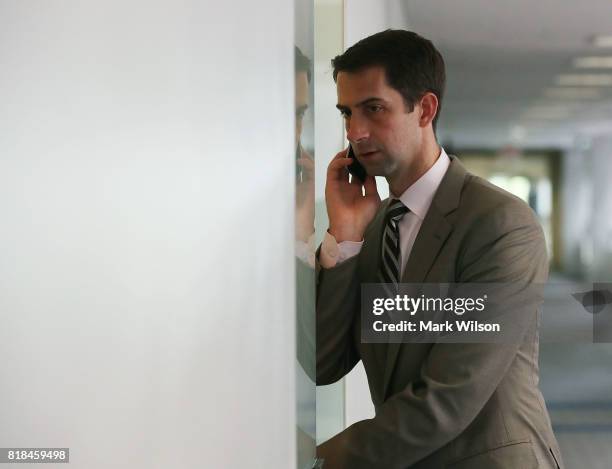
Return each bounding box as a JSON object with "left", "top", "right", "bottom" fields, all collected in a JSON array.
[{"left": 294, "top": 39, "right": 317, "bottom": 468}]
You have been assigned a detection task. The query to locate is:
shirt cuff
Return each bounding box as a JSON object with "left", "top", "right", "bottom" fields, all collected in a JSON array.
[
  {"left": 295, "top": 232, "right": 316, "bottom": 269},
  {"left": 319, "top": 230, "right": 363, "bottom": 269}
]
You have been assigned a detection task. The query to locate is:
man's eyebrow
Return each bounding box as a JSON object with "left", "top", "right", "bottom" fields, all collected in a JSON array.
[{"left": 336, "top": 97, "right": 388, "bottom": 112}]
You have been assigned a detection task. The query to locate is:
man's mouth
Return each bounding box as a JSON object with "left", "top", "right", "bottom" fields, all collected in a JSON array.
[{"left": 360, "top": 150, "right": 380, "bottom": 157}]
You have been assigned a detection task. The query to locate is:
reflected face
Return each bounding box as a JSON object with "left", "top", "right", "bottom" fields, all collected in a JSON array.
[
  {"left": 336, "top": 66, "right": 424, "bottom": 177},
  {"left": 295, "top": 71, "right": 309, "bottom": 145}
]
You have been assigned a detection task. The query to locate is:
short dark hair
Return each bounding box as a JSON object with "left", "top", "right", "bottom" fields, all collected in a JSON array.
[
  {"left": 331, "top": 29, "right": 446, "bottom": 132},
  {"left": 295, "top": 46, "right": 312, "bottom": 83}
]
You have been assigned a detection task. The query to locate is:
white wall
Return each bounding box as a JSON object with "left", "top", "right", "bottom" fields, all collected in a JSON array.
[
  {"left": 344, "top": 0, "right": 404, "bottom": 48},
  {"left": 0, "top": 1, "right": 296, "bottom": 468},
  {"left": 314, "top": 0, "right": 345, "bottom": 205},
  {"left": 562, "top": 134, "right": 612, "bottom": 280},
  {"left": 314, "top": 0, "right": 348, "bottom": 445},
  {"left": 562, "top": 145, "right": 595, "bottom": 277},
  {"left": 341, "top": 0, "right": 391, "bottom": 430}
]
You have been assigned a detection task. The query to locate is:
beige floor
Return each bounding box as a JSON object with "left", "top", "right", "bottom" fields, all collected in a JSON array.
[{"left": 540, "top": 274, "right": 612, "bottom": 467}]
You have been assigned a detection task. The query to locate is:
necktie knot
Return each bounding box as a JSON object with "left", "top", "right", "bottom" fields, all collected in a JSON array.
[
  {"left": 378, "top": 199, "right": 409, "bottom": 287},
  {"left": 385, "top": 199, "right": 409, "bottom": 225}
]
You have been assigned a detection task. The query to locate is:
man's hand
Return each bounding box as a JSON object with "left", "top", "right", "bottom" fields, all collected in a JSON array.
[
  {"left": 325, "top": 149, "right": 380, "bottom": 242},
  {"left": 295, "top": 147, "right": 315, "bottom": 242}
]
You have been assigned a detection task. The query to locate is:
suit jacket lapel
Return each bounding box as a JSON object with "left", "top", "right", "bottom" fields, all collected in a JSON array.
[{"left": 381, "top": 156, "right": 467, "bottom": 399}]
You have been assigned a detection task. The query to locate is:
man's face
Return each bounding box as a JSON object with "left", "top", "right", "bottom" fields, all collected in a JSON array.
[{"left": 336, "top": 66, "right": 424, "bottom": 177}]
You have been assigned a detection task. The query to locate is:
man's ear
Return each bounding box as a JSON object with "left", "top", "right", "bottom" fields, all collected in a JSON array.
[{"left": 418, "top": 92, "right": 439, "bottom": 128}]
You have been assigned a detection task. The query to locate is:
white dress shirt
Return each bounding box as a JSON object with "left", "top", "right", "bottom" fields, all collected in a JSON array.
[{"left": 319, "top": 147, "right": 451, "bottom": 274}]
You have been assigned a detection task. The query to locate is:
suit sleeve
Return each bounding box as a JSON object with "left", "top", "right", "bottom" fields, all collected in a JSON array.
[
  {"left": 315, "top": 246, "right": 362, "bottom": 385},
  {"left": 317, "top": 200, "right": 549, "bottom": 468},
  {"left": 296, "top": 256, "right": 316, "bottom": 381}
]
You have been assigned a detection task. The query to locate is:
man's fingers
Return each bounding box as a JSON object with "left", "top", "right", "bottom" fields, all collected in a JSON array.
[
  {"left": 296, "top": 157, "right": 314, "bottom": 171},
  {"left": 297, "top": 157, "right": 315, "bottom": 182},
  {"left": 330, "top": 148, "right": 350, "bottom": 161},
  {"left": 299, "top": 148, "right": 314, "bottom": 162},
  {"left": 328, "top": 157, "right": 353, "bottom": 170},
  {"left": 327, "top": 157, "right": 353, "bottom": 181}
]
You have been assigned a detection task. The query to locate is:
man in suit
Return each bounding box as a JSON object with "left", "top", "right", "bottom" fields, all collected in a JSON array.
[{"left": 316, "top": 29, "right": 564, "bottom": 468}]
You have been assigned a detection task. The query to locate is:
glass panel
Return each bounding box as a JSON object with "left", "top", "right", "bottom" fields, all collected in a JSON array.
[
  {"left": 295, "top": 0, "right": 316, "bottom": 467},
  {"left": 313, "top": 0, "right": 346, "bottom": 448}
]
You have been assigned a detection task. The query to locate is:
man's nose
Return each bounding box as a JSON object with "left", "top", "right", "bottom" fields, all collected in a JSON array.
[{"left": 346, "top": 116, "right": 370, "bottom": 143}]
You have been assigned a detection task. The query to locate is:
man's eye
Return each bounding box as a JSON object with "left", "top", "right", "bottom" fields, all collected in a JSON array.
[{"left": 368, "top": 105, "right": 383, "bottom": 113}]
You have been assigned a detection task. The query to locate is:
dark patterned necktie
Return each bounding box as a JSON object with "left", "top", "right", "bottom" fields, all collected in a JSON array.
[{"left": 379, "top": 199, "right": 409, "bottom": 290}]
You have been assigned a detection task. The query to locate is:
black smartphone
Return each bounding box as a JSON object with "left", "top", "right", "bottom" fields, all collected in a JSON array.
[{"left": 346, "top": 144, "right": 367, "bottom": 183}]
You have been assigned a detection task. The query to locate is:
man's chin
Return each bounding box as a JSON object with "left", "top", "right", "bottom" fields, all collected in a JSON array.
[
  {"left": 365, "top": 171, "right": 384, "bottom": 178},
  {"left": 361, "top": 164, "right": 387, "bottom": 178}
]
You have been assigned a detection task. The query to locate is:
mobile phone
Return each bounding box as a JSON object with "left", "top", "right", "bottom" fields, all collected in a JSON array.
[{"left": 346, "top": 144, "right": 367, "bottom": 183}]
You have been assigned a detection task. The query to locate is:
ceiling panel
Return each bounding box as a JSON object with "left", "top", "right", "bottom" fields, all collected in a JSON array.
[{"left": 395, "top": 0, "right": 612, "bottom": 148}]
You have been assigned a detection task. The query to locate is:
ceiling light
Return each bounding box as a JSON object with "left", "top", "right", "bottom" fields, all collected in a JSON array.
[
  {"left": 521, "top": 115, "right": 567, "bottom": 121},
  {"left": 544, "top": 87, "right": 603, "bottom": 99},
  {"left": 592, "top": 35, "right": 612, "bottom": 47},
  {"left": 521, "top": 106, "right": 571, "bottom": 119},
  {"left": 556, "top": 74, "right": 612, "bottom": 86},
  {"left": 574, "top": 57, "right": 612, "bottom": 68},
  {"left": 509, "top": 125, "right": 526, "bottom": 142}
]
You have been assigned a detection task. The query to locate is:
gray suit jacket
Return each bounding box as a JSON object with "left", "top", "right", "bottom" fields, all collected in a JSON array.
[{"left": 316, "top": 156, "right": 564, "bottom": 468}]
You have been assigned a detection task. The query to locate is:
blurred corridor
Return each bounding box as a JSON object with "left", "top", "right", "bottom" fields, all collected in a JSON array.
[{"left": 314, "top": 2, "right": 612, "bottom": 467}]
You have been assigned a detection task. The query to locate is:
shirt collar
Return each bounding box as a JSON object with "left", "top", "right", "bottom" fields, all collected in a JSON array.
[{"left": 390, "top": 147, "right": 451, "bottom": 220}]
